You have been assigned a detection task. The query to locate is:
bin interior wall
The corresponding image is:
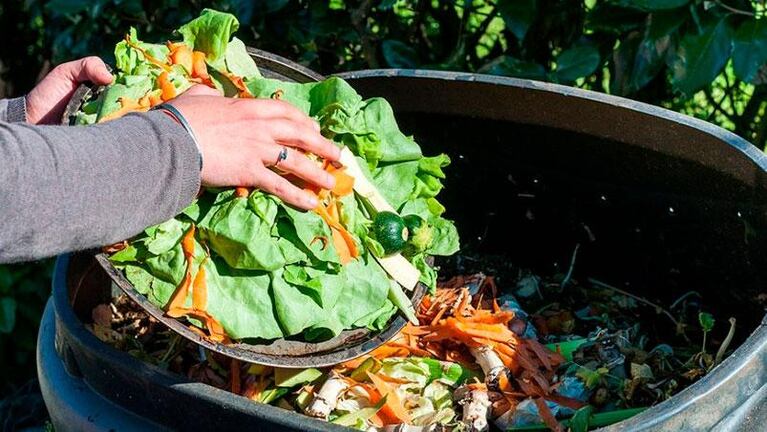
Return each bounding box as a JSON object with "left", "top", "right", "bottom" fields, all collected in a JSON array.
[{"left": 399, "top": 112, "right": 767, "bottom": 336}]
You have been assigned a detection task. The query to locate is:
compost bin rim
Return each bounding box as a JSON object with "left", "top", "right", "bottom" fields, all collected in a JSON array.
[{"left": 336, "top": 69, "right": 759, "bottom": 159}]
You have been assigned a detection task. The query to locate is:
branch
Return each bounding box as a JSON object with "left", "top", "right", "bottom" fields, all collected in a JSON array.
[
  {"left": 587, "top": 278, "right": 687, "bottom": 339},
  {"left": 753, "top": 102, "right": 767, "bottom": 148},
  {"left": 351, "top": 0, "right": 379, "bottom": 68},
  {"left": 703, "top": 88, "right": 736, "bottom": 123},
  {"left": 735, "top": 86, "right": 767, "bottom": 137},
  {"left": 715, "top": 1, "right": 756, "bottom": 16}
]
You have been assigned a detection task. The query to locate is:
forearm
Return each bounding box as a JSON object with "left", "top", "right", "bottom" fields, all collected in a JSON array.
[{"left": 0, "top": 111, "right": 201, "bottom": 263}]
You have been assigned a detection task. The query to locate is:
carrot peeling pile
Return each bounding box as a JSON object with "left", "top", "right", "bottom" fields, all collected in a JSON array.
[{"left": 289, "top": 275, "right": 583, "bottom": 431}]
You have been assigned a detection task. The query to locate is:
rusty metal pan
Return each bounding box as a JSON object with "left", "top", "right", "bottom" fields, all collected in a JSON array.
[{"left": 64, "top": 49, "right": 428, "bottom": 368}]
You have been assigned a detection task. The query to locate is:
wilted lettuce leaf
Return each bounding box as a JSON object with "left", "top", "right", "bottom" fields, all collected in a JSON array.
[
  {"left": 205, "top": 260, "right": 283, "bottom": 340},
  {"left": 225, "top": 37, "right": 261, "bottom": 79},
  {"left": 199, "top": 196, "right": 287, "bottom": 271},
  {"left": 114, "top": 28, "right": 170, "bottom": 76},
  {"left": 280, "top": 204, "right": 341, "bottom": 265},
  {"left": 177, "top": 8, "right": 239, "bottom": 68},
  {"left": 95, "top": 77, "right": 153, "bottom": 121},
  {"left": 373, "top": 161, "right": 419, "bottom": 210},
  {"left": 427, "top": 218, "right": 459, "bottom": 256}
]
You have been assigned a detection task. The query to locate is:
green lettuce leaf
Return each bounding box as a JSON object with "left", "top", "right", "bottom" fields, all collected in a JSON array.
[
  {"left": 199, "top": 197, "right": 286, "bottom": 271},
  {"left": 225, "top": 37, "right": 261, "bottom": 79},
  {"left": 177, "top": 9, "right": 239, "bottom": 68}
]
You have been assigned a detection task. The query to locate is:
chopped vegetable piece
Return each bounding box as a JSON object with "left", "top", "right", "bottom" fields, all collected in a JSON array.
[{"left": 373, "top": 211, "right": 409, "bottom": 256}]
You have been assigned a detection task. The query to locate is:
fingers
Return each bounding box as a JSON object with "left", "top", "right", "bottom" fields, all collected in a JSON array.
[
  {"left": 244, "top": 99, "right": 320, "bottom": 132},
  {"left": 269, "top": 147, "right": 336, "bottom": 190},
  {"left": 74, "top": 57, "right": 113, "bottom": 85},
  {"left": 263, "top": 119, "right": 341, "bottom": 161},
  {"left": 249, "top": 168, "right": 319, "bottom": 210}
]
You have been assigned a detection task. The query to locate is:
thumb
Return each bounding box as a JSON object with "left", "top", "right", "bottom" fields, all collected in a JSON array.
[{"left": 73, "top": 57, "right": 113, "bottom": 85}]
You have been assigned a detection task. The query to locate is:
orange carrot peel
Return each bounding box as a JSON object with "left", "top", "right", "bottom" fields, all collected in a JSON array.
[
  {"left": 164, "top": 225, "right": 229, "bottom": 343},
  {"left": 307, "top": 162, "right": 358, "bottom": 264}
]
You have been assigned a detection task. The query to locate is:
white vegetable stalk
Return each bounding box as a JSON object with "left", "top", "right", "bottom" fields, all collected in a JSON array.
[
  {"left": 470, "top": 346, "right": 506, "bottom": 388},
  {"left": 381, "top": 424, "right": 443, "bottom": 432},
  {"left": 454, "top": 385, "right": 492, "bottom": 432},
  {"left": 305, "top": 371, "right": 349, "bottom": 419}
]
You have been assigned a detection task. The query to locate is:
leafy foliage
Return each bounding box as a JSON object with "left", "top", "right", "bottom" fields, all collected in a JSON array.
[
  {"left": 0, "top": 261, "right": 53, "bottom": 393},
  {"left": 2, "top": 0, "right": 767, "bottom": 392}
]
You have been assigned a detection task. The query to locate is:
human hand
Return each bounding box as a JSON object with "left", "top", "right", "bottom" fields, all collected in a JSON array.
[
  {"left": 26, "top": 57, "right": 113, "bottom": 125},
  {"left": 167, "top": 87, "right": 341, "bottom": 210}
]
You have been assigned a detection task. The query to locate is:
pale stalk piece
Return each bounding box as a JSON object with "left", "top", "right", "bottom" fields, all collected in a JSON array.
[
  {"left": 305, "top": 371, "right": 349, "bottom": 419},
  {"left": 714, "top": 317, "right": 737, "bottom": 366},
  {"left": 381, "top": 424, "right": 444, "bottom": 432},
  {"left": 450, "top": 290, "right": 468, "bottom": 316},
  {"left": 470, "top": 346, "right": 506, "bottom": 389},
  {"left": 454, "top": 385, "right": 492, "bottom": 432},
  {"left": 339, "top": 147, "right": 420, "bottom": 290}
]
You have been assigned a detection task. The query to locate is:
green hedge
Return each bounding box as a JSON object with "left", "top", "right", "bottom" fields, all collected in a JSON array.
[{"left": 1, "top": 0, "right": 767, "bottom": 393}]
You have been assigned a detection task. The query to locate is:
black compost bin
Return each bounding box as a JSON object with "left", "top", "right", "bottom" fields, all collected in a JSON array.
[{"left": 38, "top": 57, "right": 767, "bottom": 431}]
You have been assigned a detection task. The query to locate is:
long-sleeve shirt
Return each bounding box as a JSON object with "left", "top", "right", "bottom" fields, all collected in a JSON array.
[{"left": 0, "top": 97, "right": 201, "bottom": 263}]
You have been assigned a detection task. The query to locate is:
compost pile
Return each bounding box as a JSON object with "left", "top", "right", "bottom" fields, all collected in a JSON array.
[
  {"left": 89, "top": 258, "right": 734, "bottom": 431},
  {"left": 83, "top": 9, "right": 459, "bottom": 343}
]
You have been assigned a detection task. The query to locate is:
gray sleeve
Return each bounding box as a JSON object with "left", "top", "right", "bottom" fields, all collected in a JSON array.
[
  {"left": 0, "top": 97, "right": 28, "bottom": 123},
  {"left": 0, "top": 111, "right": 201, "bottom": 263}
]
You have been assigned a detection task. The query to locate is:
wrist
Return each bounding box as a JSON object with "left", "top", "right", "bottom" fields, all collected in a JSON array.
[{"left": 151, "top": 103, "right": 203, "bottom": 172}]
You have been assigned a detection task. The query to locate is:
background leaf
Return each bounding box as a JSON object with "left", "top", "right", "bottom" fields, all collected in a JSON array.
[
  {"left": 555, "top": 43, "right": 601, "bottom": 82},
  {"left": 497, "top": 0, "right": 537, "bottom": 41},
  {"left": 669, "top": 18, "right": 732, "bottom": 96},
  {"left": 699, "top": 312, "right": 715, "bottom": 332},
  {"left": 381, "top": 39, "right": 418, "bottom": 68},
  {"left": 616, "top": 0, "right": 690, "bottom": 11},
  {"left": 479, "top": 55, "right": 547, "bottom": 80},
  {"left": 0, "top": 297, "right": 17, "bottom": 334},
  {"left": 732, "top": 19, "right": 767, "bottom": 83}
]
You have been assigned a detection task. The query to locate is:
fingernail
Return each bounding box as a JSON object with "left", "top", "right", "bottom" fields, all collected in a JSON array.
[
  {"left": 305, "top": 194, "right": 319, "bottom": 208},
  {"left": 326, "top": 173, "right": 336, "bottom": 189}
]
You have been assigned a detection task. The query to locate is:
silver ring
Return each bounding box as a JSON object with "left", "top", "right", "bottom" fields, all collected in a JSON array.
[{"left": 275, "top": 147, "right": 289, "bottom": 166}]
